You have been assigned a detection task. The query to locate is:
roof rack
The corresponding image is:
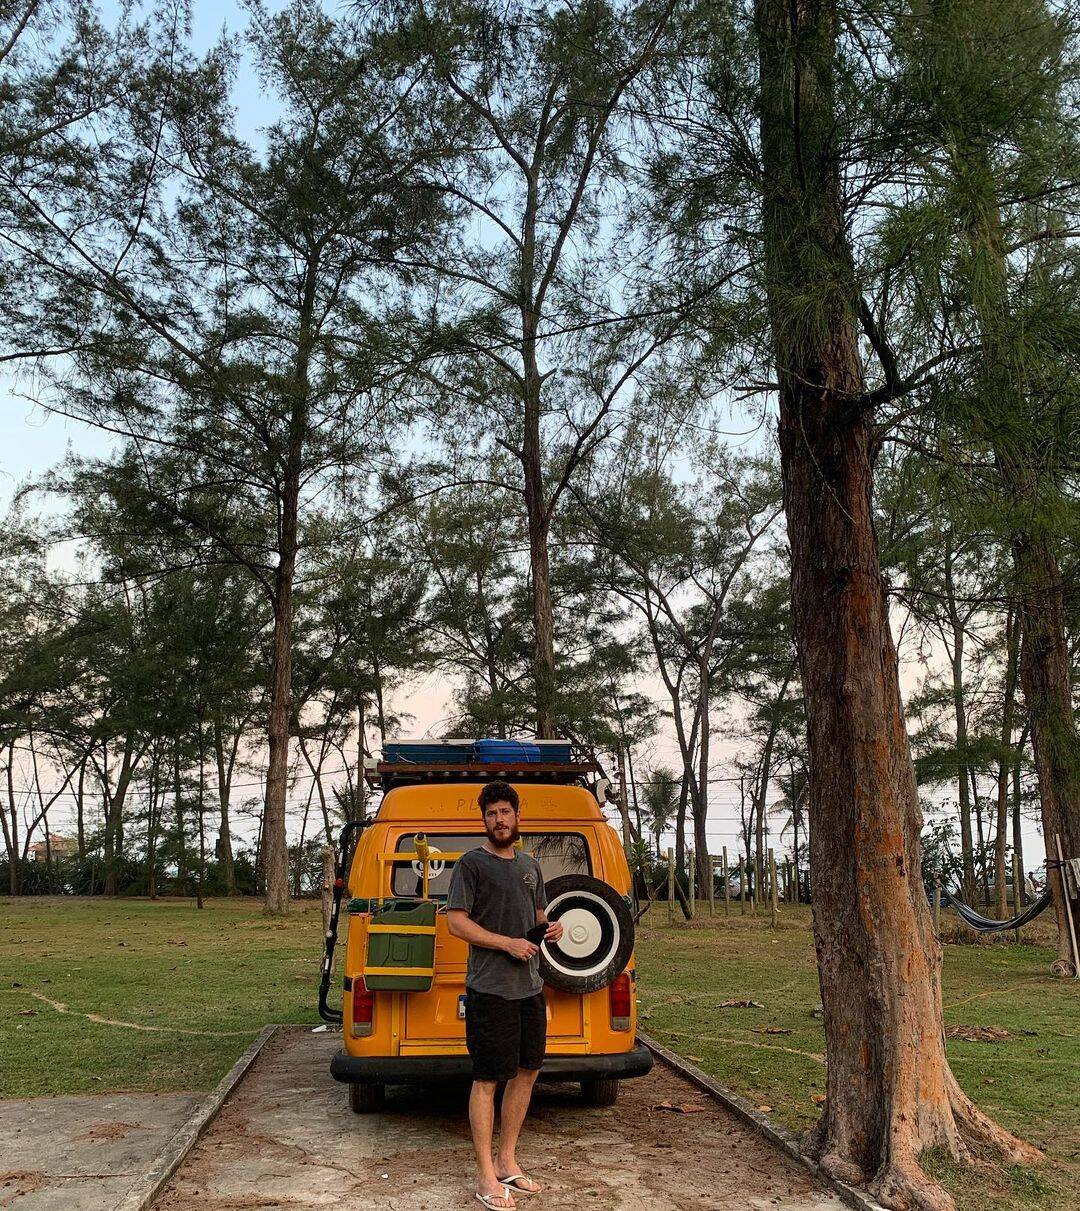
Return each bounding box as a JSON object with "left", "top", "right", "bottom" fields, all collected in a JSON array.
[{"left": 364, "top": 738, "right": 601, "bottom": 791}]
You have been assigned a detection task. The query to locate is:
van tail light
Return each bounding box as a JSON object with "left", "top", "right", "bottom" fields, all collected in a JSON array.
[
  {"left": 609, "top": 972, "right": 632, "bottom": 1032},
  {"left": 351, "top": 978, "right": 374, "bottom": 1038}
]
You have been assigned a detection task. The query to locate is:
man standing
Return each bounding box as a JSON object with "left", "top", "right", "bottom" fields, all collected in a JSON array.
[{"left": 446, "top": 780, "right": 564, "bottom": 1210}]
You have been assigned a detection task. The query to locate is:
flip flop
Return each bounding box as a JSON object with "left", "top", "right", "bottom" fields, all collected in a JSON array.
[
  {"left": 498, "top": 1173, "right": 542, "bottom": 1195},
  {"left": 475, "top": 1185, "right": 516, "bottom": 1209}
]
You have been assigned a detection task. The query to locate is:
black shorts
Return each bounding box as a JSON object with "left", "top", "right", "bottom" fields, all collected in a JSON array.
[{"left": 464, "top": 990, "right": 547, "bottom": 1082}]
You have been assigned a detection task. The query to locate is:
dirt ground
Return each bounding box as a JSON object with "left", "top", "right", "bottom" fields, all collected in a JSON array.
[{"left": 158, "top": 1028, "right": 844, "bottom": 1211}]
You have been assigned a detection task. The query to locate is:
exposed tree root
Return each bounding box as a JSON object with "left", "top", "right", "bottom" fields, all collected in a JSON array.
[
  {"left": 870, "top": 1158, "right": 954, "bottom": 1211},
  {"left": 818, "top": 1148, "right": 867, "bottom": 1190},
  {"left": 1050, "top": 958, "right": 1076, "bottom": 978},
  {"left": 801, "top": 1085, "right": 1042, "bottom": 1211},
  {"left": 946, "top": 1070, "right": 1043, "bottom": 1166}
]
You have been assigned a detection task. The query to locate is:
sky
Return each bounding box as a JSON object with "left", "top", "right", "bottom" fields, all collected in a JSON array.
[{"left": 3, "top": 0, "right": 1050, "bottom": 882}]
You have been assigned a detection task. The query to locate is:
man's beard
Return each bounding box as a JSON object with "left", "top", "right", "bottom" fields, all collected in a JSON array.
[{"left": 485, "top": 819, "right": 520, "bottom": 848}]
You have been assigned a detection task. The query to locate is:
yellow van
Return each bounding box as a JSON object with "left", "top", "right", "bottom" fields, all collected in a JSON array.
[{"left": 320, "top": 741, "right": 652, "bottom": 1112}]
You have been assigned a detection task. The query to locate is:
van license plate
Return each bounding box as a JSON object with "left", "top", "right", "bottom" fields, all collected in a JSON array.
[{"left": 458, "top": 995, "right": 467, "bottom": 1019}]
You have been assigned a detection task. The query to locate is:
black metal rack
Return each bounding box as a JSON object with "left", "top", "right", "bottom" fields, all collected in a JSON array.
[{"left": 365, "top": 759, "right": 600, "bottom": 792}]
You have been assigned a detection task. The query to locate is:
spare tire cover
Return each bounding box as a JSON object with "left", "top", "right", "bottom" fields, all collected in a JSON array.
[{"left": 539, "top": 874, "right": 634, "bottom": 993}]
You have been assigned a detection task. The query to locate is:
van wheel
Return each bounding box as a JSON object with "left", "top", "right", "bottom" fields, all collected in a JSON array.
[
  {"left": 349, "top": 1082, "right": 385, "bottom": 1113},
  {"left": 582, "top": 1079, "right": 619, "bottom": 1107}
]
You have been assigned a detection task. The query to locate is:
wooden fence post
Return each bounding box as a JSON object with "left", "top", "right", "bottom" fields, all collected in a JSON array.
[
  {"left": 667, "top": 847, "right": 675, "bottom": 925},
  {"left": 769, "top": 849, "right": 778, "bottom": 928},
  {"left": 738, "top": 854, "right": 746, "bottom": 915},
  {"left": 708, "top": 854, "right": 715, "bottom": 917},
  {"left": 722, "top": 846, "right": 730, "bottom": 916}
]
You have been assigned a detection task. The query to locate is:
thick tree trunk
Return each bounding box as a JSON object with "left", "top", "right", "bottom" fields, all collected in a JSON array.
[
  {"left": 757, "top": 3, "right": 1038, "bottom": 1205},
  {"left": 946, "top": 119, "right": 1080, "bottom": 970},
  {"left": 1014, "top": 534, "right": 1080, "bottom": 973}
]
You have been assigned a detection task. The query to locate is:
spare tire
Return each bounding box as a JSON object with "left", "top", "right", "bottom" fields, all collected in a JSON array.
[{"left": 539, "top": 874, "right": 634, "bottom": 993}]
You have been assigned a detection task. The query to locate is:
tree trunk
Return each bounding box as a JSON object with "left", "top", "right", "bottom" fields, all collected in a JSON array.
[
  {"left": 196, "top": 720, "right": 206, "bottom": 910},
  {"left": 294, "top": 782, "right": 313, "bottom": 899},
  {"left": 1014, "top": 534, "right": 1080, "bottom": 972},
  {"left": 993, "top": 609, "right": 1018, "bottom": 918},
  {"left": 263, "top": 263, "right": 317, "bottom": 916},
  {"left": 674, "top": 771, "right": 689, "bottom": 880},
  {"left": 523, "top": 450, "right": 557, "bottom": 739},
  {"left": 75, "top": 754, "right": 87, "bottom": 862},
  {"left": 104, "top": 736, "right": 136, "bottom": 897},
  {"left": 146, "top": 756, "right": 158, "bottom": 900},
  {"left": 757, "top": 3, "right": 1038, "bottom": 1204},
  {"left": 1012, "top": 723, "right": 1028, "bottom": 904},
  {"left": 174, "top": 741, "right": 186, "bottom": 891},
  {"left": 520, "top": 175, "right": 557, "bottom": 741},
  {"left": 212, "top": 718, "right": 236, "bottom": 895},
  {"left": 944, "top": 547, "right": 976, "bottom": 901},
  {"left": 356, "top": 697, "right": 368, "bottom": 822},
  {"left": 694, "top": 659, "right": 712, "bottom": 891},
  {"left": 5, "top": 740, "right": 19, "bottom": 895},
  {"left": 947, "top": 121, "right": 1080, "bottom": 971}
]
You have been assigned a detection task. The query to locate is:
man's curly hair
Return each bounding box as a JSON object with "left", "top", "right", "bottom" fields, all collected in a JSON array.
[{"left": 478, "top": 780, "right": 519, "bottom": 814}]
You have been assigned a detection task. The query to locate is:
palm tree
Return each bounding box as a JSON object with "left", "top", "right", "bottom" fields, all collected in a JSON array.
[
  {"left": 768, "top": 762, "right": 809, "bottom": 901},
  {"left": 642, "top": 767, "right": 678, "bottom": 860}
]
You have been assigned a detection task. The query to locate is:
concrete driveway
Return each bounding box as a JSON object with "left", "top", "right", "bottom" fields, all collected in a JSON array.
[
  {"left": 0, "top": 1091, "right": 200, "bottom": 1210},
  {"left": 157, "top": 1028, "right": 844, "bottom": 1211}
]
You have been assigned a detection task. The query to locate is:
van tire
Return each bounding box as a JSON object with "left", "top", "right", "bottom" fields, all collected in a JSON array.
[
  {"left": 349, "top": 1082, "right": 385, "bottom": 1113},
  {"left": 539, "top": 874, "right": 635, "bottom": 993},
  {"left": 582, "top": 1078, "right": 619, "bottom": 1107}
]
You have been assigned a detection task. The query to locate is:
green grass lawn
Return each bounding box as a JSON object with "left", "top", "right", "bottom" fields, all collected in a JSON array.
[
  {"left": 634, "top": 902, "right": 1080, "bottom": 1211},
  {"left": 0, "top": 895, "right": 323, "bottom": 1097},
  {"left": 3, "top": 895, "right": 1077, "bottom": 1210}
]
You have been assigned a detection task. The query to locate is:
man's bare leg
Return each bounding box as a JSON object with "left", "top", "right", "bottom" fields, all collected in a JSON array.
[
  {"left": 469, "top": 1080, "right": 515, "bottom": 1207},
  {"left": 495, "top": 1068, "right": 542, "bottom": 1193}
]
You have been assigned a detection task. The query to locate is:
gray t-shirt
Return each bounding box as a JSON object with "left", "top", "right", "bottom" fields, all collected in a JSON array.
[{"left": 446, "top": 846, "right": 548, "bottom": 999}]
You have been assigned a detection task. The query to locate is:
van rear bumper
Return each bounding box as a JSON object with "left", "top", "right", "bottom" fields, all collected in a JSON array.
[{"left": 330, "top": 1042, "right": 653, "bottom": 1085}]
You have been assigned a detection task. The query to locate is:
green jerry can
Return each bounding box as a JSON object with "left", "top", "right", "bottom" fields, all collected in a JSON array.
[{"left": 363, "top": 899, "right": 437, "bottom": 992}]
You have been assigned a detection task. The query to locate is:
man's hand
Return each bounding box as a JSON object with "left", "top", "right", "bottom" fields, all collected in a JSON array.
[
  {"left": 544, "top": 920, "right": 564, "bottom": 943},
  {"left": 504, "top": 937, "right": 539, "bottom": 961}
]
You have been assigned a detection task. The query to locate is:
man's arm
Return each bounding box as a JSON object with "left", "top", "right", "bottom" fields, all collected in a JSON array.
[{"left": 446, "top": 909, "right": 538, "bottom": 961}]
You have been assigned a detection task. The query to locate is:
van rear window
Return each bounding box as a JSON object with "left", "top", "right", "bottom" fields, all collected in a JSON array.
[{"left": 391, "top": 833, "right": 590, "bottom": 899}]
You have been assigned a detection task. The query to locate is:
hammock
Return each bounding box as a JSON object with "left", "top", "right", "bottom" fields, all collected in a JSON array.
[{"left": 944, "top": 885, "right": 1053, "bottom": 932}]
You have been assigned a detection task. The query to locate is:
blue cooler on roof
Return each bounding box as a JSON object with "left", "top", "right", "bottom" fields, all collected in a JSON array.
[
  {"left": 472, "top": 738, "right": 574, "bottom": 763},
  {"left": 381, "top": 738, "right": 576, "bottom": 765},
  {"left": 474, "top": 738, "right": 542, "bottom": 763},
  {"left": 384, "top": 740, "right": 474, "bottom": 764}
]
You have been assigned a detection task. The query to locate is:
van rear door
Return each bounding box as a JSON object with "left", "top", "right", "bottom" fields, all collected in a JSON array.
[{"left": 396, "top": 828, "right": 593, "bottom": 1051}]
